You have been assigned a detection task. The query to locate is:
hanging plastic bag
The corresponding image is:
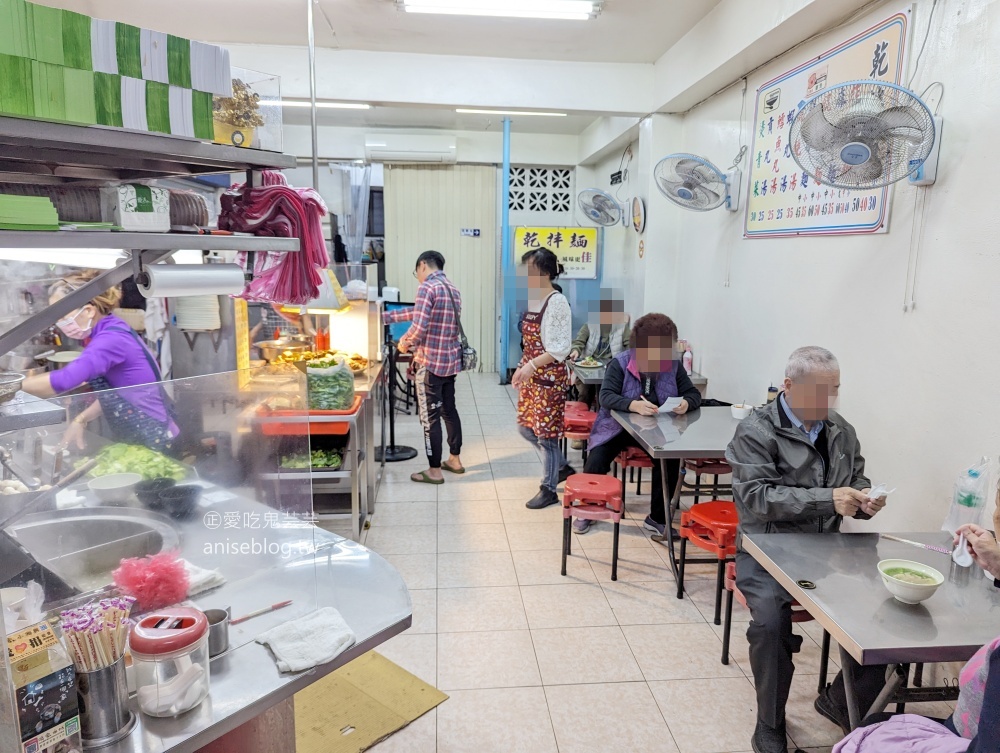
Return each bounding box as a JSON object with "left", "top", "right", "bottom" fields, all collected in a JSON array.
[
  {"left": 942, "top": 456, "right": 991, "bottom": 534},
  {"left": 306, "top": 354, "right": 355, "bottom": 411}
]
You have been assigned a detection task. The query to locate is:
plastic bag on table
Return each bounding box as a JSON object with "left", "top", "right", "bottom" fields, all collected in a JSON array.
[
  {"left": 306, "top": 354, "right": 356, "bottom": 411},
  {"left": 942, "top": 456, "right": 992, "bottom": 534}
]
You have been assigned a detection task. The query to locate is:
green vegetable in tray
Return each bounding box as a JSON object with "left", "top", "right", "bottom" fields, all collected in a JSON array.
[
  {"left": 280, "top": 449, "right": 343, "bottom": 470},
  {"left": 306, "top": 355, "right": 355, "bottom": 411},
  {"left": 84, "top": 443, "right": 187, "bottom": 481}
]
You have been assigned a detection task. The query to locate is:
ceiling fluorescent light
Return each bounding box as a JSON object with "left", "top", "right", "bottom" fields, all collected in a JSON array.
[
  {"left": 402, "top": 0, "right": 598, "bottom": 20},
  {"left": 280, "top": 100, "right": 371, "bottom": 110},
  {"left": 457, "top": 108, "right": 567, "bottom": 117}
]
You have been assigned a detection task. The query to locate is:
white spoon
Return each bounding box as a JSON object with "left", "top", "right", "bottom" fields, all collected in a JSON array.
[{"left": 953, "top": 533, "right": 975, "bottom": 568}]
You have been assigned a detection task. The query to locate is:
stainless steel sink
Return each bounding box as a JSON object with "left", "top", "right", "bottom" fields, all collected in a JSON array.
[{"left": 5, "top": 507, "right": 180, "bottom": 592}]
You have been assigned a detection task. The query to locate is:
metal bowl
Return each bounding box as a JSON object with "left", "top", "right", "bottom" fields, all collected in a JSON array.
[
  {"left": 253, "top": 339, "right": 309, "bottom": 363},
  {"left": 0, "top": 372, "right": 25, "bottom": 404}
]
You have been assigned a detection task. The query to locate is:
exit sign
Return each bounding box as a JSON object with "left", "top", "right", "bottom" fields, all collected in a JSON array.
[{"left": 460, "top": 228, "right": 481, "bottom": 238}]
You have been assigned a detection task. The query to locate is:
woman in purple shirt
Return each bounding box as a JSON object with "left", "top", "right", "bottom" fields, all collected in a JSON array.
[{"left": 22, "top": 271, "right": 177, "bottom": 453}]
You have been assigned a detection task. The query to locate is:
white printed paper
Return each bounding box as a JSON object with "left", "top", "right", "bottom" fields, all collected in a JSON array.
[{"left": 657, "top": 397, "right": 683, "bottom": 414}]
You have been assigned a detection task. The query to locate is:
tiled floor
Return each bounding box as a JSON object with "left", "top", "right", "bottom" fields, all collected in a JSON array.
[{"left": 350, "top": 373, "right": 942, "bottom": 753}]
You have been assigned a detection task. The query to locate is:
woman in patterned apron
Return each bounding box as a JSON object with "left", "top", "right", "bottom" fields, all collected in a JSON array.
[
  {"left": 513, "top": 249, "right": 576, "bottom": 510},
  {"left": 23, "top": 271, "right": 178, "bottom": 454}
]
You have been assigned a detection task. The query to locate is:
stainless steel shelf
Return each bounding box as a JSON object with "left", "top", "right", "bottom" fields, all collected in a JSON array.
[
  {"left": 0, "top": 116, "right": 295, "bottom": 184},
  {"left": 0, "top": 231, "right": 300, "bottom": 252}
]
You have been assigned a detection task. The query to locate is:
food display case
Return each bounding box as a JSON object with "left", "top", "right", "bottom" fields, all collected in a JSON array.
[{"left": 0, "top": 369, "right": 409, "bottom": 753}]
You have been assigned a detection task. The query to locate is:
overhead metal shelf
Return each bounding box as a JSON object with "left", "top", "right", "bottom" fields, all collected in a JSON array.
[
  {"left": 0, "top": 231, "right": 300, "bottom": 252},
  {"left": 0, "top": 116, "right": 296, "bottom": 185}
]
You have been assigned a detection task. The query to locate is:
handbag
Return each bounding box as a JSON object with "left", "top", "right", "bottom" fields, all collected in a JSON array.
[{"left": 442, "top": 282, "right": 478, "bottom": 372}]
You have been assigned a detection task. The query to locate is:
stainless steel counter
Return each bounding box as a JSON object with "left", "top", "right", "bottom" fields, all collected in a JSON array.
[
  {"left": 611, "top": 405, "right": 740, "bottom": 460},
  {"left": 570, "top": 363, "right": 708, "bottom": 390}
]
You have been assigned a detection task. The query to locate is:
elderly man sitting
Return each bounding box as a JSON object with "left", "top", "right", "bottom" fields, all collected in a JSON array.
[{"left": 726, "top": 346, "right": 890, "bottom": 753}]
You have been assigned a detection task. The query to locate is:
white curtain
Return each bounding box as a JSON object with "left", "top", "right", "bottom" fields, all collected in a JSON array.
[{"left": 330, "top": 163, "right": 372, "bottom": 262}]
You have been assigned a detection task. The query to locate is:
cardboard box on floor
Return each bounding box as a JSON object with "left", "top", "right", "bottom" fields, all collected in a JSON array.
[{"left": 295, "top": 652, "right": 447, "bottom": 753}]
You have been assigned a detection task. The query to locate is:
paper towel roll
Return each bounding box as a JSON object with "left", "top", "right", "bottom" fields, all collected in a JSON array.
[{"left": 138, "top": 264, "right": 246, "bottom": 298}]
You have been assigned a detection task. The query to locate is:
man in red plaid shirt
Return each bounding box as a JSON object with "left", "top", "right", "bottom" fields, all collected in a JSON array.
[{"left": 383, "top": 251, "right": 465, "bottom": 484}]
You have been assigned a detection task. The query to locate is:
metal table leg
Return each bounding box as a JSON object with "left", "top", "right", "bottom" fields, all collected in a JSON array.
[
  {"left": 840, "top": 645, "right": 862, "bottom": 730},
  {"left": 652, "top": 457, "right": 682, "bottom": 581},
  {"left": 349, "top": 415, "right": 361, "bottom": 541}
]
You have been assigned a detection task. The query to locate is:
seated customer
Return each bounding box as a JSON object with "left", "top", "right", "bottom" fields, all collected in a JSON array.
[
  {"left": 579, "top": 313, "right": 701, "bottom": 535},
  {"left": 833, "top": 634, "right": 1000, "bottom": 753},
  {"left": 956, "top": 502, "right": 1000, "bottom": 585},
  {"left": 726, "top": 346, "right": 889, "bottom": 753}
]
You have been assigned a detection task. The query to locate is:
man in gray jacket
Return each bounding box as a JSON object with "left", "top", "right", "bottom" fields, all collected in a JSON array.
[{"left": 725, "top": 346, "right": 889, "bottom": 753}]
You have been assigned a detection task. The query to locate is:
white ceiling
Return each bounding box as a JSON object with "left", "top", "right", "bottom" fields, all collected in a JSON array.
[
  {"left": 60, "top": 0, "right": 721, "bottom": 64},
  {"left": 281, "top": 104, "right": 600, "bottom": 135}
]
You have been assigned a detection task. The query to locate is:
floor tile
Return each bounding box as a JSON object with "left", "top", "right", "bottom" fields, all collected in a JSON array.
[
  {"left": 368, "top": 709, "right": 437, "bottom": 753},
  {"left": 521, "top": 584, "right": 616, "bottom": 629},
  {"left": 380, "top": 553, "right": 438, "bottom": 589},
  {"left": 487, "top": 446, "right": 542, "bottom": 464},
  {"left": 574, "top": 519, "right": 657, "bottom": 552},
  {"left": 438, "top": 551, "right": 518, "bottom": 588},
  {"left": 371, "top": 501, "right": 438, "bottom": 527},
  {"left": 601, "top": 580, "right": 706, "bottom": 625},
  {"left": 587, "top": 546, "right": 673, "bottom": 583},
  {"left": 438, "top": 498, "right": 504, "bottom": 525},
  {"left": 378, "top": 633, "right": 437, "bottom": 686},
  {"left": 491, "top": 462, "right": 545, "bottom": 480},
  {"left": 408, "top": 589, "right": 438, "bottom": 634},
  {"left": 511, "top": 549, "right": 598, "bottom": 586},
  {"left": 545, "top": 682, "right": 679, "bottom": 753},
  {"left": 785, "top": 673, "right": 845, "bottom": 748},
  {"left": 499, "top": 499, "right": 562, "bottom": 525},
  {"left": 504, "top": 521, "right": 565, "bottom": 552},
  {"left": 378, "top": 481, "right": 438, "bottom": 502},
  {"left": 437, "top": 477, "right": 499, "bottom": 502},
  {"left": 437, "top": 523, "right": 510, "bottom": 553},
  {"left": 650, "top": 677, "right": 759, "bottom": 753},
  {"left": 531, "top": 626, "right": 643, "bottom": 685},
  {"left": 365, "top": 524, "right": 437, "bottom": 555},
  {"left": 437, "top": 586, "right": 528, "bottom": 632},
  {"left": 496, "top": 478, "right": 547, "bottom": 500},
  {"left": 437, "top": 630, "right": 541, "bottom": 690},
  {"left": 622, "top": 623, "right": 744, "bottom": 681},
  {"left": 436, "top": 687, "right": 558, "bottom": 753}
]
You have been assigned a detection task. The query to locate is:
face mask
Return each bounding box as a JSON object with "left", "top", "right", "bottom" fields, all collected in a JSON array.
[{"left": 57, "top": 308, "right": 94, "bottom": 340}]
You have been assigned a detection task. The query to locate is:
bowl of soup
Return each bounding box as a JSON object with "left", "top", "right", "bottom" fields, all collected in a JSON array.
[{"left": 877, "top": 559, "right": 944, "bottom": 604}]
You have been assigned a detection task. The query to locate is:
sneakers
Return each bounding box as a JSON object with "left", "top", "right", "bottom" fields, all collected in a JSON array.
[
  {"left": 570, "top": 439, "right": 586, "bottom": 450},
  {"left": 750, "top": 719, "right": 788, "bottom": 753},
  {"left": 525, "top": 485, "right": 559, "bottom": 510},
  {"left": 558, "top": 464, "right": 577, "bottom": 485},
  {"left": 642, "top": 515, "right": 666, "bottom": 537},
  {"left": 814, "top": 688, "right": 851, "bottom": 735},
  {"left": 572, "top": 518, "right": 593, "bottom": 535}
]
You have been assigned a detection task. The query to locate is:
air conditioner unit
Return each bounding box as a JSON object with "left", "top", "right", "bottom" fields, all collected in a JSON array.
[{"left": 364, "top": 134, "right": 458, "bottom": 164}]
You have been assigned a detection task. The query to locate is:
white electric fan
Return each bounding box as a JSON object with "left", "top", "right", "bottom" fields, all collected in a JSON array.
[
  {"left": 653, "top": 154, "right": 741, "bottom": 212},
  {"left": 789, "top": 80, "right": 938, "bottom": 189},
  {"left": 577, "top": 188, "right": 624, "bottom": 227}
]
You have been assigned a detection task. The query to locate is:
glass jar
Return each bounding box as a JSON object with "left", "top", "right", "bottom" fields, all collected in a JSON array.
[{"left": 129, "top": 607, "right": 211, "bottom": 718}]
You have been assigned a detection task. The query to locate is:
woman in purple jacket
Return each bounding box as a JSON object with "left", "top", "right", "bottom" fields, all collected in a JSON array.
[
  {"left": 577, "top": 313, "right": 701, "bottom": 535},
  {"left": 22, "top": 271, "right": 177, "bottom": 453}
]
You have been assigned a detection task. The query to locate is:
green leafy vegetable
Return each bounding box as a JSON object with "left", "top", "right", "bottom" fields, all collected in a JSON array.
[
  {"left": 307, "top": 359, "right": 355, "bottom": 411},
  {"left": 85, "top": 443, "right": 187, "bottom": 481},
  {"left": 280, "top": 449, "right": 343, "bottom": 470}
]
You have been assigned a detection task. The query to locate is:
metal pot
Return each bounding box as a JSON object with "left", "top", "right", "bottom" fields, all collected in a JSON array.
[
  {"left": 0, "top": 373, "right": 24, "bottom": 404},
  {"left": 253, "top": 339, "right": 309, "bottom": 363},
  {"left": 0, "top": 352, "right": 41, "bottom": 372}
]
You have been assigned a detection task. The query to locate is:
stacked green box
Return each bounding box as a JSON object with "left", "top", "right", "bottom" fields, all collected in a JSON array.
[
  {"left": 31, "top": 60, "right": 65, "bottom": 121},
  {"left": 0, "top": 0, "right": 32, "bottom": 58},
  {"left": 167, "top": 34, "right": 191, "bottom": 89},
  {"left": 27, "top": 1, "right": 62, "bottom": 66},
  {"left": 63, "top": 68, "right": 96, "bottom": 124},
  {"left": 0, "top": 53, "right": 33, "bottom": 116},
  {"left": 191, "top": 89, "right": 213, "bottom": 140},
  {"left": 61, "top": 9, "right": 92, "bottom": 70},
  {"left": 94, "top": 71, "right": 122, "bottom": 127},
  {"left": 145, "top": 80, "right": 170, "bottom": 134},
  {"left": 115, "top": 22, "right": 141, "bottom": 79}
]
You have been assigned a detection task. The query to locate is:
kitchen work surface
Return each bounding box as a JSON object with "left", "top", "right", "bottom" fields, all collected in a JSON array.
[
  {"left": 743, "top": 531, "right": 1000, "bottom": 729},
  {"left": 354, "top": 374, "right": 957, "bottom": 753}
]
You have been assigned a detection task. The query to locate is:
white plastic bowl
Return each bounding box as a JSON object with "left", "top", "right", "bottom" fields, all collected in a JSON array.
[
  {"left": 731, "top": 404, "right": 753, "bottom": 420},
  {"left": 878, "top": 559, "right": 944, "bottom": 604},
  {"left": 88, "top": 473, "right": 143, "bottom": 504}
]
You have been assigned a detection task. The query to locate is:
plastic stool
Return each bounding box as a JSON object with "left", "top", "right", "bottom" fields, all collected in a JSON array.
[
  {"left": 614, "top": 446, "right": 654, "bottom": 498},
  {"left": 682, "top": 459, "right": 733, "bottom": 503},
  {"left": 562, "top": 474, "right": 624, "bottom": 580},
  {"left": 677, "top": 501, "right": 738, "bottom": 624}
]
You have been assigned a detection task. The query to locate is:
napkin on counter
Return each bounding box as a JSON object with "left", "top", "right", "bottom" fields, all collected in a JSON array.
[
  {"left": 256, "top": 607, "right": 356, "bottom": 673},
  {"left": 183, "top": 559, "right": 226, "bottom": 597}
]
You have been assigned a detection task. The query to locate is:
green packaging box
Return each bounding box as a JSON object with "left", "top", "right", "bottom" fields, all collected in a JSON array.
[
  {"left": 0, "top": 53, "right": 33, "bottom": 116},
  {"left": 63, "top": 67, "right": 96, "bottom": 124},
  {"left": 94, "top": 70, "right": 122, "bottom": 127},
  {"left": 26, "top": 1, "right": 63, "bottom": 66},
  {"left": 61, "top": 8, "right": 92, "bottom": 70}
]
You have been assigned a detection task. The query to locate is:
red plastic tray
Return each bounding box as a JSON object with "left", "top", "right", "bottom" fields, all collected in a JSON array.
[{"left": 257, "top": 394, "right": 363, "bottom": 435}]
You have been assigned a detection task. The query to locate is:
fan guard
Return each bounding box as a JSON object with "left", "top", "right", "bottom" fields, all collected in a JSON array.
[{"left": 653, "top": 154, "right": 728, "bottom": 211}]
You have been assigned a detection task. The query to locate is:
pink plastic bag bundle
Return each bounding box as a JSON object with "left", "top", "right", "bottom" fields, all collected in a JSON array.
[{"left": 220, "top": 171, "right": 330, "bottom": 305}]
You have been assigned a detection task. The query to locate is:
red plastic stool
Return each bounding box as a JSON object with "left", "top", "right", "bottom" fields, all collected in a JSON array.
[
  {"left": 722, "top": 561, "right": 833, "bottom": 693},
  {"left": 677, "top": 501, "right": 738, "bottom": 624},
  {"left": 562, "top": 410, "right": 596, "bottom": 462},
  {"left": 562, "top": 474, "right": 624, "bottom": 580},
  {"left": 682, "top": 459, "right": 733, "bottom": 503},
  {"left": 565, "top": 401, "right": 589, "bottom": 414},
  {"left": 614, "top": 446, "right": 654, "bottom": 498}
]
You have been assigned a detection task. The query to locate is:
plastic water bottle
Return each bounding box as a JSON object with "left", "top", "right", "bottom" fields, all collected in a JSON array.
[
  {"left": 956, "top": 469, "right": 984, "bottom": 508},
  {"left": 682, "top": 346, "right": 693, "bottom": 374}
]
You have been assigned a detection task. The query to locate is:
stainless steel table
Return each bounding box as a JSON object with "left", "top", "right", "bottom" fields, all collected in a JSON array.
[
  {"left": 571, "top": 363, "right": 708, "bottom": 392},
  {"left": 611, "top": 406, "right": 741, "bottom": 579},
  {"left": 743, "top": 531, "right": 1000, "bottom": 728}
]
